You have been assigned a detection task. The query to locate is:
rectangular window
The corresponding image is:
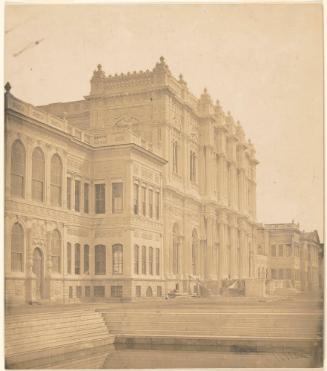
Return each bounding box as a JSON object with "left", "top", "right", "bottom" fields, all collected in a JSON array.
[
  {"left": 95, "top": 184, "right": 105, "bottom": 214},
  {"left": 136, "top": 286, "right": 141, "bottom": 297},
  {"left": 85, "top": 286, "right": 91, "bottom": 297},
  {"left": 112, "top": 182, "right": 123, "bottom": 213},
  {"left": 149, "top": 247, "right": 153, "bottom": 275},
  {"left": 157, "top": 286, "right": 162, "bottom": 297},
  {"left": 75, "top": 244, "right": 80, "bottom": 275},
  {"left": 74, "top": 180, "right": 80, "bottom": 212},
  {"left": 111, "top": 286, "right": 123, "bottom": 297},
  {"left": 112, "top": 244, "right": 123, "bottom": 274},
  {"left": 95, "top": 245, "right": 106, "bottom": 275},
  {"left": 148, "top": 190, "right": 153, "bottom": 218},
  {"left": 67, "top": 178, "right": 71, "bottom": 209},
  {"left": 142, "top": 246, "right": 146, "bottom": 274},
  {"left": 133, "top": 183, "right": 139, "bottom": 215},
  {"left": 155, "top": 192, "right": 160, "bottom": 220},
  {"left": 76, "top": 286, "right": 82, "bottom": 298},
  {"left": 271, "top": 245, "right": 276, "bottom": 257},
  {"left": 286, "top": 244, "right": 292, "bottom": 257},
  {"left": 156, "top": 248, "right": 160, "bottom": 275},
  {"left": 134, "top": 245, "right": 139, "bottom": 275},
  {"left": 94, "top": 286, "right": 105, "bottom": 297},
  {"left": 141, "top": 187, "right": 146, "bottom": 216},
  {"left": 69, "top": 286, "right": 73, "bottom": 298},
  {"left": 278, "top": 245, "right": 283, "bottom": 257},
  {"left": 84, "top": 245, "right": 89, "bottom": 274},
  {"left": 67, "top": 243, "right": 71, "bottom": 274},
  {"left": 84, "top": 183, "right": 89, "bottom": 213}
]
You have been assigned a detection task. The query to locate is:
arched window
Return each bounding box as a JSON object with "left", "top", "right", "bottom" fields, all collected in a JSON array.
[
  {"left": 142, "top": 246, "right": 146, "bottom": 274},
  {"left": 149, "top": 247, "right": 153, "bottom": 275},
  {"left": 67, "top": 242, "right": 72, "bottom": 274},
  {"left": 112, "top": 244, "right": 123, "bottom": 274},
  {"left": 84, "top": 244, "right": 89, "bottom": 274},
  {"left": 11, "top": 140, "right": 26, "bottom": 198},
  {"left": 50, "top": 154, "right": 62, "bottom": 207},
  {"left": 192, "top": 229, "right": 198, "bottom": 275},
  {"left": 95, "top": 245, "right": 106, "bottom": 275},
  {"left": 146, "top": 287, "right": 153, "bottom": 297},
  {"left": 173, "top": 223, "right": 179, "bottom": 274},
  {"left": 173, "top": 141, "right": 178, "bottom": 174},
  {"left": 51, "top": 230, "right": 61, "bottom": 273},
  {"left": 32, "top": 147, "right": 45, "bottom": 202},
  {"left": 75, "top": 243, "right": 81, "bottom": 275},
  {"left": 11, "top": 223, "right": 24, "bottom": 272},
  {"left": 134, "top": 245, "right": 139, "bottom": 274}
]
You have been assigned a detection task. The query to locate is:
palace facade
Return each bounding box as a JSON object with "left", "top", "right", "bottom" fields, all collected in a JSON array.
[{"left": 4, "top": 57, "right": 321, "bottom": 304}]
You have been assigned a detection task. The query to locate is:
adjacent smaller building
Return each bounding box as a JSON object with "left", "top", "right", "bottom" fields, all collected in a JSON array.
[{"left": 257, "top": 222, "right": 322, "bottom": 295}]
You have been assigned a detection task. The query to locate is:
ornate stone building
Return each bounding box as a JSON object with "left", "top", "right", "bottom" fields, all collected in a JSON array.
[{"left": 4, "top": 57, "right": 320, "bottom": 304}]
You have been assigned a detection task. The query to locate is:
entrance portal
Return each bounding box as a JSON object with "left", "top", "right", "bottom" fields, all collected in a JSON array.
[{"left": 32, "top": 248, "right": 43, "bottom": 300}]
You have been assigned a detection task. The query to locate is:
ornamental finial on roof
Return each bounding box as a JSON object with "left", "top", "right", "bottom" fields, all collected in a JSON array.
[
  {"left": 153, "top": 56, "right": 170, "bottom": 74},
  {"left": 5, "top": 82, "right": 11, "bottom": 93},
  {"left": 160, "top": 56, "right": 165, "bottom": 63},
  {"left": 97, "top": 64, "right": 102, "bottom": 71}
]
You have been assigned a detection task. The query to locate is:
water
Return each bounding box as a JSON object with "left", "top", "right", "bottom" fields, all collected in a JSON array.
[{"left": 9, "top": 343, "right": 318, "bottom": 369}]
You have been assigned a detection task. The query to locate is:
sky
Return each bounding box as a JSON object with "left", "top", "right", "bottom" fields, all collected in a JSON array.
[{"left": 4, "top": 3, "right": 324, "bottom": 240}]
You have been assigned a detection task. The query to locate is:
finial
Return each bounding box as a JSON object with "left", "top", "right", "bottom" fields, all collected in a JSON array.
[
  {"left": 160, "top": 56, "right": 165, "bottom": 63},
  {"left": 5, "top": 82, "right": 11, "bottom": 93},
  {"left": 179, "top": 74, "right": 183, "bottom": 80},
  {"left": 97, "top": 64, "right": 102, "bottom": 71},
  {"left": 204, "top": 87, "right": 208, "bottom": 94}
]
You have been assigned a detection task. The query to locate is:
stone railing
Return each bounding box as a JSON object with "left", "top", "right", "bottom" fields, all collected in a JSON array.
[{"left": 6, "top": 93, "right": 161, "bottom": 156}]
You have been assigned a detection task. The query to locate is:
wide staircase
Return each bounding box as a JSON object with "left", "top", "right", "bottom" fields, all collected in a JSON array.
[
  {"left": 5, "top": 309, "right": 114, "bottom": 368},
  {"left": 101, "top": 310, "right": 323, "bottom": 340}
]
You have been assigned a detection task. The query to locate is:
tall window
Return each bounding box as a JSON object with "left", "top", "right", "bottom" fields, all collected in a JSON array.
[
  {"left": 112, "top": 182, "right": 123, "bottom": 213},
  {"left": 142, "top": 246, "right": 146, "bottom": 274},
  {"left": 11, "top": 223, "right": 24, "bottom": 272},
  {"left": 173, "top": 224, "right": 179, "bottom": 274},
  {"left": 133, "top": 184, "right": 139, "bottom": 215},
  {"left": 67, "top": 178, "right": 72, "bottom": 209},
  {"left": 50, "top": 154, "right": 62, "bottom": 207},
  {"left": 141, "top": 187, "right": 146, "bottom": 216},
  {"left": 155, "top": 248, "right": 160, "bottom": 275},
  {"left": 75, "top": 243, "right": 80, "bottom": 275},
  {"left": 112, "top": 244, "right": 123, "bottom": 274},
  {"left": 84, "top": 244, "right": 89, "bottom": 273},
  {"left": 95, "top": 184, "right": 105, "bottom": 214},
  {"left": 192, "top": 229, "right": 198, "bottom": 275},
  {"left": 149, "top": 247, "right": 153, "bottom": 275},
  {"left": 11, "top": 140, "right": 25, "bottom": 198},
  {"left": 84, "top": 183, "right": 89, "bottom": 213},
  {"left": 190, "top": 151, "right": 196, "bottom": 182},
  {"left": 67, "top": 242, "right": 71, "bottom": 274},
  {"left": 148, "top": 190, "right": 153, "bottom": 218},
  {"left": 278, "top": 245, "right": 284, "bottom": 257},
  {"left": 32, "top": 148, "right": 45, "bottom": 202},
  {"left": 74, "top": 180, "right": 81, "bottom": 212},
  {"left": 173, "top": 141, "right": 178, "bottom": 173},
  {"left": 134, "top": 245, "right": 139, "bottom": 274},
  {"left": 271, "top": 245, "right": 276, "bottom": 257},
  {"left": 95, "top": 245, "right": 106, "bottom": 275},
  {"left": 155, "top": 192, "right": 160, "bottom": 220},
  {"left": 51, "top": 230, "right": 61, "bottom": 273}
]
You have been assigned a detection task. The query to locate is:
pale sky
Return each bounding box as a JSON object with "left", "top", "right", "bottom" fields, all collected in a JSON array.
[{"left": 4, "top": 3, "right": 324, "bottom": 240}]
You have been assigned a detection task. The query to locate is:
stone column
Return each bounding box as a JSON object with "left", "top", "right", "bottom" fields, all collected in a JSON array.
[
  {"left": 230, "top": 218, "right": 238, "bottom": 278},
  {"left": 217, "top": 212, "right": 227, "bottom": 279},
  {"left": 217, "top": 155, "right": 224, "bottom": 204},
  {"left": 25, "top": 227, "right": 33, "bottom": 303},
  {"left": 206, "top": 215, "right": 216, "bottom": 280},
  {"left": 239, "top": 220, "right": 247, "bottom": 278},
  {"left": 44, "top": 230, "right": 52, "bottom": 300}
]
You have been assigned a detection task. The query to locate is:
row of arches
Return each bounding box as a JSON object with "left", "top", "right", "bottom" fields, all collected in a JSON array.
[{"left": 11, "top": 139, "right": 63, "bottom": 206}]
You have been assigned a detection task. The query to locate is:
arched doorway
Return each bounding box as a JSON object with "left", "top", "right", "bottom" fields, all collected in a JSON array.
[
  {"left": 146, "top": 287, "right": 153, "bottom": 297},
  {"left": 32, "top": 248, "right": 44, "bottom": 300}
]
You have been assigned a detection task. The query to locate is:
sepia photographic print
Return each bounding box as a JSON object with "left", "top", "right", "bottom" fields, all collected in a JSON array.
[{"left": 3, "top": 2, "right": 324, "bottom": 369}]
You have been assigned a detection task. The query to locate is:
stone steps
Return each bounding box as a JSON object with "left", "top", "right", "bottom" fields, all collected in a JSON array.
[{"left": 5, "top": 310, "right": 114, "bottom": 365}]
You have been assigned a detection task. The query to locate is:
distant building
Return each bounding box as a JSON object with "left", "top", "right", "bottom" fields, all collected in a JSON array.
[{"left": 261, "top": 223, "right": 321, "bottom": 295}]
